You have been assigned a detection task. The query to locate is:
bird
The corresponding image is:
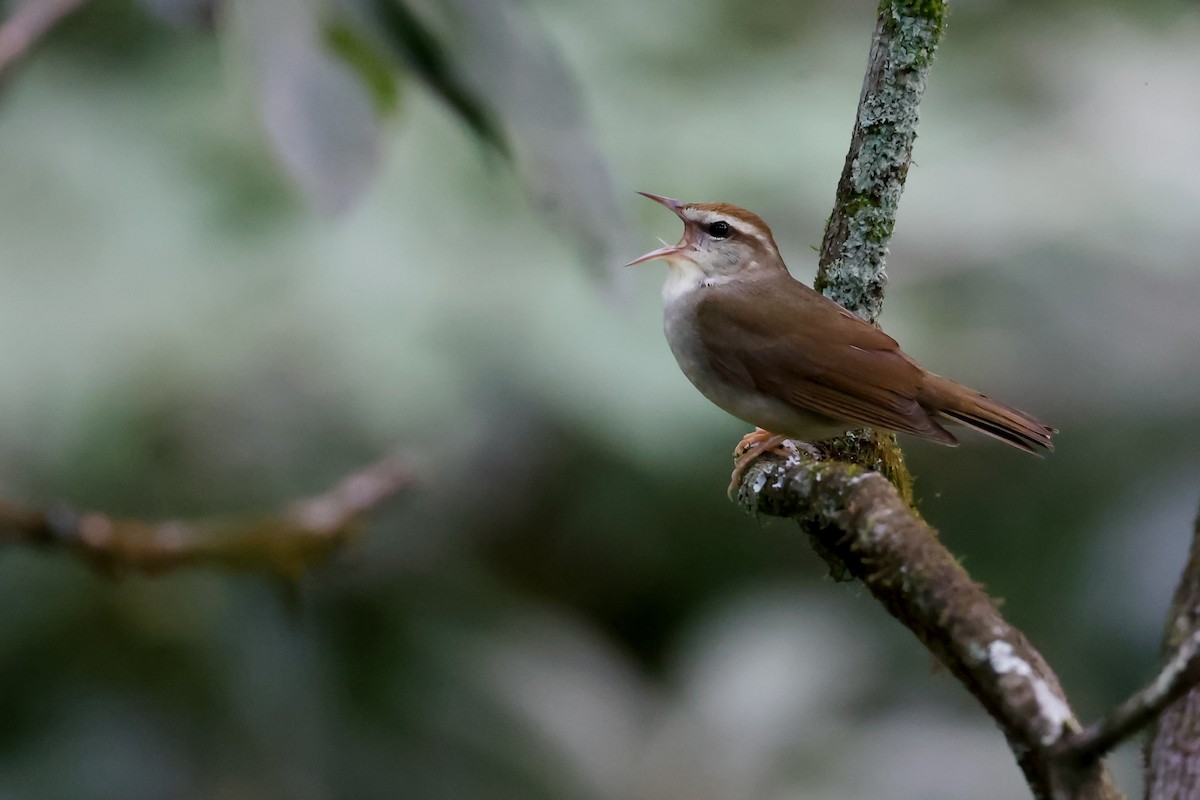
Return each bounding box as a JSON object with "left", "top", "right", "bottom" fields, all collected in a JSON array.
[{"left": 626, "top": 192, "right": 1055, "bottom": 490}]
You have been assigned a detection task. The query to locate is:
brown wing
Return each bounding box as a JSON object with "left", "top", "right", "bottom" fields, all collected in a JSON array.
[{"left": 694, "top": 274, "right": 957, "bottom": 444}]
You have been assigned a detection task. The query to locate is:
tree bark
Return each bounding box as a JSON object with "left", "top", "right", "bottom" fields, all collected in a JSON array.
[
  {"left": 734, "top": 451, "right": 1121, "bottom": 799},
  {"left": 1145, "top": 511, "right": 1200, "bottom": 799}
]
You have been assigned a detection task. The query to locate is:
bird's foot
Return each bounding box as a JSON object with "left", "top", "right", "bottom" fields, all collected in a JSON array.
[{"left": 728, "top": 429, "right": 817, "bottom": 498}]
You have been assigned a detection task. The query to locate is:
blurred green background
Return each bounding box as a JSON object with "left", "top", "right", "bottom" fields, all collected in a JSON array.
[{"left": 2, "top": 0, "right": 1199, "bottom": 797}]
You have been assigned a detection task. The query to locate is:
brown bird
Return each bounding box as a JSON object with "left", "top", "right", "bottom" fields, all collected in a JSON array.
[{"left": 627, "top": 192, "right": 1055, "bottom": 488}]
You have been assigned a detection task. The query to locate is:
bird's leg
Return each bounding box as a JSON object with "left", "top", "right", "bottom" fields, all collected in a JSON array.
[
  {"left": 728, "top": 428, "right": 815, "bottom": 496},
  {"left": 732, "top": 427, "right": 782, "bottom": 459}
]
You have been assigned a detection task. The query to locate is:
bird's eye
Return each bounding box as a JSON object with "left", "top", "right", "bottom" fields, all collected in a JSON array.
[{"left": 706, "top": 220, "right": 732, "bottom": 239}]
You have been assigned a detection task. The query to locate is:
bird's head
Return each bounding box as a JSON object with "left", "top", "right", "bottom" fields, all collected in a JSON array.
[{"left": 626, "top": 193, "right": 785, "bottom": 278}]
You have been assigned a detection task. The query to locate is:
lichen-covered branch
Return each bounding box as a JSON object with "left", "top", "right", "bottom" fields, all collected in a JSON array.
[
  {"left": 733, "top": 451, "right": 1120, "bottom": 799},
  {"left": 815, "top": 0, "right": 945, "bottom": 324},
  {"left": 805, "top": 0, "right": 950, "bottom": 498},
  {"left": 1144, "top": 510, "right": 1200, "bottom": 799},
  {"left": 0, "top": 0, "right": 89, "bottom": 78},
  {"left": 0, "top": 455, "right": 414, "bottom": 577}
]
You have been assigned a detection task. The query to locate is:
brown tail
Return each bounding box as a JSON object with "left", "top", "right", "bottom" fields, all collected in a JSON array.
[{"left": 919, "top": 374, "right": 1056, "bottom": 455}]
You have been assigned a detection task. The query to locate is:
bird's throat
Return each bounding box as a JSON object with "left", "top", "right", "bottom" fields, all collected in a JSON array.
[{"left": 661, "top": 262, "right": 733, "bottom": 304}]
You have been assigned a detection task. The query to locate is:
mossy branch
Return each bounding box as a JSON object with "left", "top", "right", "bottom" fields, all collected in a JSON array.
[
  {"left": 733, "top": 451, "right": 1121, "bottom": 800},
  {"left": 806, "top": 0, "right": 951, "bottom": 498},
  {"left": 815, "top": 0, "right": 944, "bottom": 323},
  {"left": 740, "top": 0, "right": 941, "bottom": 526}
]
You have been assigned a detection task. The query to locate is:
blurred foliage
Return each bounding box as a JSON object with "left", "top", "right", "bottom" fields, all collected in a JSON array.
[
  {"left": 356, "top": 0, "right": 506, "bottom": 151},
  {"left": 324, "top": 23, "right": 401, "bottom": 117},
  {"left": 45, "top": 0, "right": 179, "bottom": 67},
  {"left": 2, "top": 0, "right": 1200, "bottom": 798}
]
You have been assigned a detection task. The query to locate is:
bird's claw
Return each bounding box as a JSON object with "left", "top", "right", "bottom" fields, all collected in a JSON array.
[{"left": 728, "top": 429, "right": 813, "bottom": 498}]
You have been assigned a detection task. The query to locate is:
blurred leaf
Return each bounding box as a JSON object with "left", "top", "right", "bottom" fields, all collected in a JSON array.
[
  {"left": 348, "top": 0, "right": 626, "bottom": 277},
  {"left": 325, "top": 22, "right": 401, "bottom": 116},
  {"left": 360, "top": 0, "right": 508, "bottom": 152},
  {"left": 436, "top": 0, "right": 627, "bottom": 274},
  {"left": 29, "top": 0, "right": 168, "bottom": 69},
  {"left": 135, "top": 0, "right": 216, "bottom": 29},
  {"left": 225, "top": 0, "right": 380, "bottom": 215}
]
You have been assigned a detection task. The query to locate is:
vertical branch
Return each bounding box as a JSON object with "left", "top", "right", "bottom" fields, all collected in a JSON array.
[
  {"left": 815, "top": 0, "right": 945, "bottom": 323},
  {"left": 1145, "top": 508, "right": 1200, "bottom": 799},
  {"left": 808, "top": 0, "right": 946, "bottom": 496}
]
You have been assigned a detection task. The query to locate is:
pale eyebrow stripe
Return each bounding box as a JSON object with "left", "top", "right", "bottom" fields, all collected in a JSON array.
[{"left": 683, "top": 208, "right": 772, "bottom": 247}]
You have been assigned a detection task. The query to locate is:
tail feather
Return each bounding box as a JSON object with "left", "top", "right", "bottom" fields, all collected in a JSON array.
[{"left": 920, "top": 375, "right": 1056, "bottom": 455}]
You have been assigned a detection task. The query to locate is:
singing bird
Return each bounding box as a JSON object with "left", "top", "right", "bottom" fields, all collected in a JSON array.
[{"left": 627, "top": 192, "right": 1055, "bottom": 488}]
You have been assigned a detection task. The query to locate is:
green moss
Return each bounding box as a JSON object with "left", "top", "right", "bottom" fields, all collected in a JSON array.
[
  {"left": 894, "top": 0, "right": 947, "bottom": 32},
  {"left": 819, "top": 0, "right": 942, "bottom": 321},
  {"left": 818, "top": 430, "right": 914, "bottom": 508}
]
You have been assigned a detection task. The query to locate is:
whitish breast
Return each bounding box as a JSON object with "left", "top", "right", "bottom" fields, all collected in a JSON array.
[{"left": 660, "top": 282, "right": 847, "bottom": 440}]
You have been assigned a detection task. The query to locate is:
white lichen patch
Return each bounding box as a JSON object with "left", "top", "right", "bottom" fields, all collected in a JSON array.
[
  {"left": 987, "top": 640, "right": 1074, "bottom": 745},
  {"left": 844, "top": 472, "right": 871, "bottom": 488},
  {"left": 774, "top": 438, "right": 804, "bottom": 464},
  {"left": 867, "top": 506, "right": 896, "bottom": 536}
]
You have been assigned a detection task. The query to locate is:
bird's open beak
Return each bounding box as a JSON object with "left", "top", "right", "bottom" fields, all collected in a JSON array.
[
  {"left": 636, "top": 191, "right": 685, "bottom": 217},
  {"left": 624, "top": 242, "right": 684, "bottom": 267},
  {"left": 625, "top": 191, "right": 688, "bottom": 266}
]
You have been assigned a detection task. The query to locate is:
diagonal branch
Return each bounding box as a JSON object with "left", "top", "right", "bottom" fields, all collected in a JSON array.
[
  {"left": 1054, "top": 626, "right": 1200, "bottom": 768},
  {"left": 0, "top": 455, "right": 414, "bottom": 577},
  {"left": 733, "top": 451, "right": 1120, "bottom": 799}
]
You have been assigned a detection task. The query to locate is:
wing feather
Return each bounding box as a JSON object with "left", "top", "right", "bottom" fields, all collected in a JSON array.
[{"left": 694, "top": 275, "right": 955, "bottom": 443}]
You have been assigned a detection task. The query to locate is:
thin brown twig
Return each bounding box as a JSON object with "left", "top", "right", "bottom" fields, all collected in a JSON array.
[
  {"left": 1053, "top": 626, "right": 1200, "bottom": 766},
  {"left": 0, "top": 455, "right": 415, "bottom": 577}
]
